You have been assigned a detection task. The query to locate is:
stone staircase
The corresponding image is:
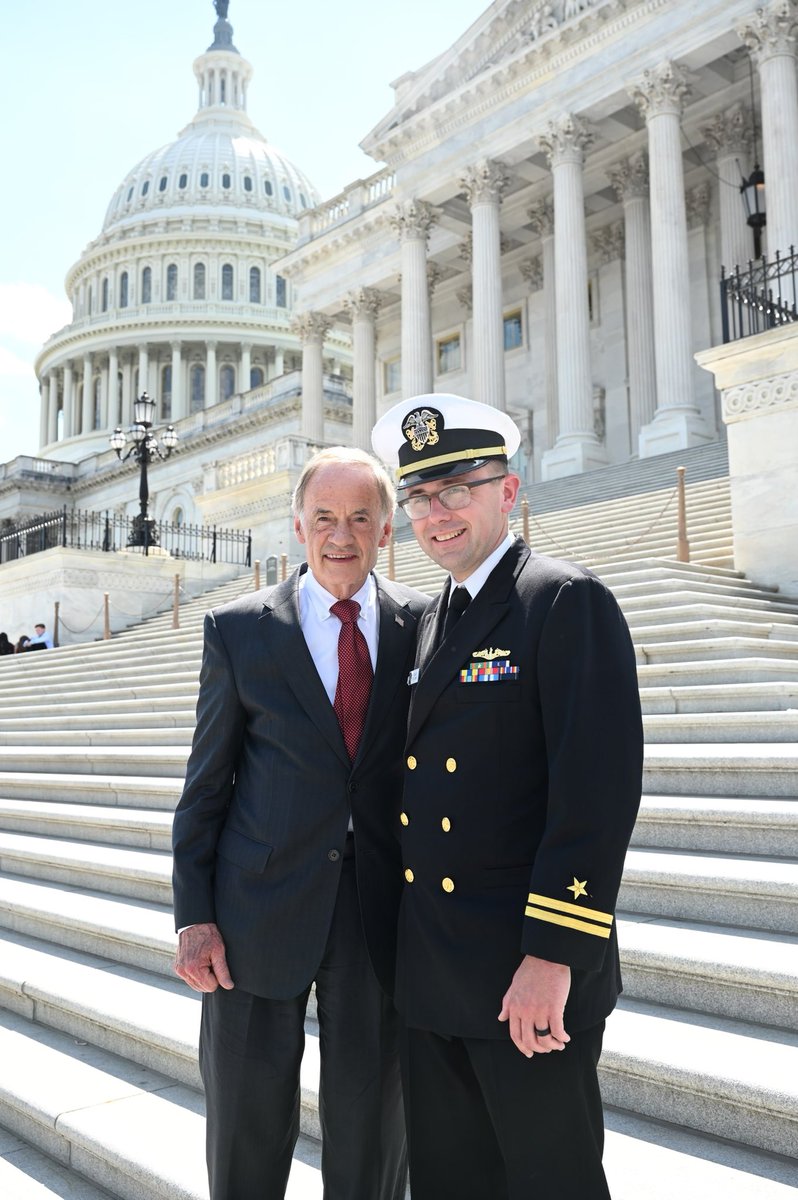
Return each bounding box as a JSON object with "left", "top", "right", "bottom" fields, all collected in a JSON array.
[{"left": 0, "top": 474, "right": 797, "bottom": 1198}]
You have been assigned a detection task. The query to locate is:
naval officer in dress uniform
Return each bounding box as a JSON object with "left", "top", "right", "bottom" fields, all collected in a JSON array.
[{"left": 372, "top": 395, "right": 644, "bottom": 1200}]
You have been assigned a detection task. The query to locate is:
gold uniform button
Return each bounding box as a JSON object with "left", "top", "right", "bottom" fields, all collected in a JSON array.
[
  {"left": 446, "top": 757, "right": 457, "bottom": 773},
  {"left": 441, "top": 817, "right": 451, "bottom": 832},
  {"left": 407, "top": 755, "right": 417, "bottom": 770},
  {"left": 404, "top": 868, "right": 415, "bottom": 883},
  {"left": 441, "top": 877, "right": 455, "bottom": 893},
  {"left": 400, "top": 812, "right": 409, "bottom": 826}
]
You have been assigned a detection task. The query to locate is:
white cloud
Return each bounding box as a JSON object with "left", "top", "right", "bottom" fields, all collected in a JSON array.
[
  {"left": 0, "top": 283, "right": 72, "bottom": 346},
  {"left": 0, "top": 345, "right": 36, "bottom": 378}
]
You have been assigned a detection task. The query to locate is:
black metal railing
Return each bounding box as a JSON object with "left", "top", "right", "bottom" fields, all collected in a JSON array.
[
  {"left": 0, "top": 507, "right": 251, "bottom": 566},
  {"left": 721, "top": 247, "right": 798, "bottom": 343}
]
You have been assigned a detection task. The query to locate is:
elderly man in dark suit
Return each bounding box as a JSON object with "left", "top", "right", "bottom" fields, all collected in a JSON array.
[
  {"left": 372, "top": 395, "right": 643, "bottom": 1200},
  {"left": 172, "top": 447, "right": 428, "bottom": 1200}
]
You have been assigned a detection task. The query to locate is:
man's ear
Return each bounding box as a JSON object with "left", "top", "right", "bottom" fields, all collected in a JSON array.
[
  {"left": 294, "top": 515, "right": 306, "bottom": 545},
  {"left": 378, "top": 516, "right": 393, "bottom": 550},
  {"left": 500, "top": 473, "right": 521, "bottom": 513}
]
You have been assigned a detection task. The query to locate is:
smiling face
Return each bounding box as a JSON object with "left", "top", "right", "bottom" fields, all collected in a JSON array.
[
  {"left": 406, "top": 463, "right": 520, "bottom": 582},
  {"left": 294, "top": 462, "right": 393, "bottom": 599}
]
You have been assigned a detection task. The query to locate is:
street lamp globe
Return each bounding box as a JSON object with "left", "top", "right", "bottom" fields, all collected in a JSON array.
[{"left": 133, "top": 391, "right": 157, "bottom": 427}]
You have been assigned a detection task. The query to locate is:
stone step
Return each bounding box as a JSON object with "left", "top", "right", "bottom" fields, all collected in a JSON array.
[
  {"left": 625, "top": 601, "right": 798, "bottom": 628},
  {"left": 2, "top": 727, "right": 196, "bottom": 747},
  {"left": 603, "top": 999, "right": 798, "bottom": 1159},
  {"left": 643, "top": 743, "right": 798, "bottom": 797},
  {"left": 0, "top": 1127, "right": 115, "bottom": 1200},
  {"left": 639, "top": 681, "right": 798, "bottom": 714},
  {"left": 0, "top": 773, "right": 180, "bottom": 810},
  {"left": 0, "top": 678, "right": 199, "bottom": 704},
  {"left": 632, "top": 795, "right": 798, "bottom": 857},
  {"left": 0, "top": 709, "right": 197, "bottom": 731},
  {"left": 0, "top": 747, "right": 188, "bottom": 779},
  {"left": 616, "top": 914, "right": 798, "bottom": 1030},
  {"left": 0, "top": 669, "right": 201, "bottom": 701},
  {"left": 637, "top": 657, "right": 798, "bottom": 687},
  {"left": 643, "top": 709, "right": 798, "bottom": 743},
  {"left": 613, "top": 579, "right": 798, "bottom": 612},
  {"left": 0, "top": 800, "right": 173, "bottom": 850},
  {"left": 633, "top": 619, "right": 798, "bottom": 645},
  {"left": 637, "top": 636, "right": 798, "bottom": 664},
  {"left": 0, "top": 834, "right": 172, "bottom": 905},
  {"left": 620, "top": 847, "right": 798, "bottom": 932}
]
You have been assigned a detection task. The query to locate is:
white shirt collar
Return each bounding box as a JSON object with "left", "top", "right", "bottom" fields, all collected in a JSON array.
[
  {"left": 449, "top": 532, "right": 516, "bottom": 604},
  {"left": 301, "top": 567, "right": 376, "bottom": 622}
]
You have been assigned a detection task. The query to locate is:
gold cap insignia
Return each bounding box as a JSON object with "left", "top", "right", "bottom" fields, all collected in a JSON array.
[
  {"left": 472, "top": 647, "right": 510, "bottom": 661},
  {"left": 403, "top": 409, "right": 440, "bottom": 453}
]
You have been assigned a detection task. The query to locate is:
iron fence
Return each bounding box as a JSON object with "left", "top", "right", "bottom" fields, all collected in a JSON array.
[
  {"left": 720, "top": 247, "right": 798, "bottom": 343},
  {"left": 0, "top": 507, "right": 251, "bottom": 566}
]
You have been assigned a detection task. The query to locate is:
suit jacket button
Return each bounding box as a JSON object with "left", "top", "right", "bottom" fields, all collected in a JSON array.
[
  {"left": 348, "top": 781, "right": 357, "bottom": 793},
  {"left": 441, "top": 877, "right": 455, "bottom": 893},
  {"left": 407, "top": 755, "right": 417, "bottom": 770},
  {"left": 328, "top": 849, "right": 341, "bottom": 862},
  {"left": 404, "top": 868, "right": 415, "bottom": 883},
  {"left": 400, "top": 812, "right": 410, "bottom": 826},
  {"left": 446, "top": 757, "right": 457, "bottom": 773},
  {"left": 441, "top": 817, "right": 451, "bottom": 832}
]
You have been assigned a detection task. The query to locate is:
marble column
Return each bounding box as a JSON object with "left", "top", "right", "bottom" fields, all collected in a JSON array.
[
  {"left": 241, "top": 343, "right": 252, "bottom": 394},
  {"left": 47, "top": 372, "right": 59, "bottom": 445},
  {"left": 275, "top": 349, "right": 285, "bottom": 378},
  {"left": 100, "top": 360, "right": 109, "bottom": 431},
  {"left": 39, "top": 378, "right": 49, "bottom": 448},
  {"left": 344, "top": 288, "right": 382, "bottom": 451},
  {"left": 702, "top": 104, "right": 754, "bottom": 272},
  {"left": 526, "top": 200, "right": 558, "bottom": 449},
  {"left": 539, "top": 115, "right": 608, "bottom": 479},
  {"left": 137, "top": 345, "right": 149, "bottom": 404},
  {"left": 460, "top": 160, "right": 509, "bottom": 410},
  {"left": 738, "top": 6, "right": 798, "bottom": 258},
  {"left": 608, "top": 152, "right": 657, "bottom": 449},
  {"left": 171, "top": 342, "right": 184, "bottom": 420},
  {"left": 206, "top": 341, "right": 218, "bottom": 409},
  {"left": 63, "top": 364, "right": 74, "bottom": 438},
  {"left": 107, "top": 349, "right": 119, "bottom": 428},
  {"left": 81, "top": 353, "right": 93, "bottom": 435},
  {"left": 629, "top": 61, "right": 712, "bottom": 455},
  {"left": 292, "top": 313, "right": 332, "bottom": 441},
  {"left": 390, "top": 199, "right": 435, "bottom": 398}
]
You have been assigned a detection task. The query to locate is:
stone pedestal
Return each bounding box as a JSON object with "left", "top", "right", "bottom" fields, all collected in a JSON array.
[{"left": 696, "top": 323, "right": 798, "bottom": 597}]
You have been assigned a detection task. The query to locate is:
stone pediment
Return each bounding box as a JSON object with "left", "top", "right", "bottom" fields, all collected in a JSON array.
[{"left": 363, "top": 0, "right": 636, "bottom": 158}]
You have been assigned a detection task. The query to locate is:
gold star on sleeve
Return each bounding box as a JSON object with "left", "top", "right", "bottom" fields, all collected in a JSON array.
[{"left": 567, "top": 877, "right": 588, "bottom": 900}]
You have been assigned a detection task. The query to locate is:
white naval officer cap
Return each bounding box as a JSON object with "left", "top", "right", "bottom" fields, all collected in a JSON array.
[{"left": 371, "top": 393, "right": 521, "bottom": 490}]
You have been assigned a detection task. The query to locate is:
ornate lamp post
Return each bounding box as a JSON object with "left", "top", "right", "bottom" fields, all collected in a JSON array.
[
  {"left": 740, "top": 56, "right": 767, "bottom": 260},
  {"left": 110, "top": 393, "right": 178, "bottom": 554}
]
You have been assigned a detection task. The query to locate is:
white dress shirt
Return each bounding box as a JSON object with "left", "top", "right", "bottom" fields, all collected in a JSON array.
[
  {"left": 299, "top": 569, "right": 379, "bottom": 703},
  {"left": 446, "top": 532, "right": 516, "bottom": 606}
]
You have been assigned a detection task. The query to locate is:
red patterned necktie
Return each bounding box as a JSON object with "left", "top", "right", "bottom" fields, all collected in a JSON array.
[{"left": 330, "top": 599, "right": 373, "bottom": 761}]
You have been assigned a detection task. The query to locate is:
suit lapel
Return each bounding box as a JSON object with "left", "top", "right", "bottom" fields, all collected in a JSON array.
[
  {"left": 259, "top": 567, "right": 351, "bottom": 768},
  {"left": 355, "top": 575, "right": 419, "bottom": 766},
  {"left": 407, "top": 540, "right": 529, "bottom": 744}
]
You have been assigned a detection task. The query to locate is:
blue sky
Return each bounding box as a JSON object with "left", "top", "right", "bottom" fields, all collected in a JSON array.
[{"left": 0, "top": 0, "right": 489, "bottom": 461}]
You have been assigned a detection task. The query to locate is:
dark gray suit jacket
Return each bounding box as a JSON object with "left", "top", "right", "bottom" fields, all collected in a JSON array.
[{"left": 172, "top": 565, "right": 428, "bottom": 999}]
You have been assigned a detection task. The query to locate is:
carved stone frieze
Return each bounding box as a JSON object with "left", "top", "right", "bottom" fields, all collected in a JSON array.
[
  {"left": 607, "top": 151, "right": 649, "bottom": 202},
  {"left": 722, "top": 372, "right": 798, "bottom": 422},
  {"left": 427, "top": 262, "right": 443, "bottom": 297},
  {"left": 519, "top": 256, "right": 544, "bottom": 291},
  {"left": 390, "top": 199, "right": 436, "bottom": 242},
  {"left": 628, "top": 60, "right": 691, "bottom": 120},
  {"left": 459, "top": 159, "right": 510, "bottom": 206},
  {"left": 459, "top": 233, "right": 473, "bottom": 265},
  {"left": 701, "top": 104, "right": 753, "bottom": 160},
  {"left": 527, "top": 199, "right": 554, "bottom": 237},
  {"left": 456, "top": 284, "right": 473, "bottom": 313},
  {"left": 343, "top": 287, "right": 383, "bottom": 322},
  {"left": 539, "top": 113, "right": 594, "bottom": 167},
  {"left": 591, "top": 221, "right": 625, "bottom": 264},
  {"left": 737, "top": 2, "right": 798, "bottom": 64}
]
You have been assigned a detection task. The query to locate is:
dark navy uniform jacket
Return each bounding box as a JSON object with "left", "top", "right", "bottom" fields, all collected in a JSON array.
[{"left": 396, "top": 537, "right": 643, "bottom": 1039}]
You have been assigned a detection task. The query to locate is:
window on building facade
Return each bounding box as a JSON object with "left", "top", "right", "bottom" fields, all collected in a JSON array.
[
  {"left": 93, "top": 378, "right": 101, "bottom": 430},
  {"left": 101, "top": 278, "right": 109, "bottom": 312},
  {"left": 250, "top": 366, "right": 264, "bottom": 388},
  {"left": 264, "top": 179, "right": 273, "bottom": 196},
  {"left": 194, "top": 263, "right": 206, "bottom": 300},
  {"left": 436, "top": 334, "right": 462, "bottom": 375},
  {"left": 166, "top": 264, "right": 177, "bottom": 301},
  {"left": 142, "top": 267, "right": 152, "bottom": 305},
  {"left": 220, "top": 364, "right": 235, "bottom": 400},
  {"left": 275, "top": 275, "right": 287, "bottom": 307},
  {"left": 384, "top": 358, "right": 401, "bottom": 394},
  {"left": 119, "top": 272, "right": 128, "bottom": 308},
  {"left": 172, "top": 506, "right": 184, "bottom": 527},
  {"left": 244, "top": 176, "right": 253, "bottom": 192},
  {"left": 249, "top": 266, "right": 261, "bottom": 303},
  {"left": 200, "top": 171, "right": 209, "bottom": 188},
  {"left": 300, "top": 193, "right": 307, "bottom": 208},
  {"left": 221, "top": 263, "right": 234, "bottom": 300},
  {"left": 87, "top": 286, "right": 93, "bottom": 314},
  {"left": 190, "top": 364, "right": 205, "bottom": 412},
  {"left": 178, "top": 173, "right": 188, "bottom": 189},
  {"left": 141, "top": 180, "right": 149, "bottom": 196},
  {"left": 283, "top": 185, "right": 292, "bottom": 203},
  {"left": 503, "top": 310, "right": 523, "bottom": 351},
  {"left": 158, "top": 176, "right": 168, "bottom": 192},
  {"left": 222, "top": 173, "right": 231, "bottom": 189},
  {"left": 127, "top": 186, "right": 134, "bottom": 202},
  {"left": 160, "top": 365, "right": 172, "bottom": 420}
]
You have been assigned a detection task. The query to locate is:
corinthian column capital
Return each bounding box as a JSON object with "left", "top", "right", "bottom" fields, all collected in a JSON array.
[
  {"left": 519, "top": 256, "right": 543, "bottom": 291},
  {"left": 539, "top": 114, "right": 594, "bottom": 167},
  {"left": 737, "top": 2, "right": 798, "bottom": 64},
  {"left": 701, "top": 104, "right": 753, "bottom": 159},
  {"left": 608, "top": 151, "right": 650, "bottom": 202},
  {"left": 628, "top": 60, "right": 691, "bottom": 121},
  {"left": 343, "top": 287, "right": 383, "bottom": 321},
  {"left": 459, "top": 159, "right": 510, "bottom": 206},
  {"left": 527, "top": 199, "right": 554, "bottom": 237},
  {"left": 291, "top": 311, "right": 332, "bottom": 344},
  {"left": 390, "top": 199, "right": 436, "bottom": 242}
]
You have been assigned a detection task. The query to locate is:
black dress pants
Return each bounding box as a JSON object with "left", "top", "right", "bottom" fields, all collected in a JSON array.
[
  {"left": 401, "top": 1021, "right": 609, "bottom": 1200},
  {"left": 199, "top": 853, "right": 407, "bottom": 1199}
]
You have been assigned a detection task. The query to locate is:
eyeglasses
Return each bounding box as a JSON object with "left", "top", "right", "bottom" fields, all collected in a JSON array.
[{"left": 398, "top": 475, "right": 506, "bottom": 521}]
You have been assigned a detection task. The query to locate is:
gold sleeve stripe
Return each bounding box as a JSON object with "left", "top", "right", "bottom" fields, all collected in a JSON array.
[
  {"left": 527, "top": 892, "right": 613, "bottom": 925},
  {"left": 525, "top": 906, "right": 612, "bottom": 939}
]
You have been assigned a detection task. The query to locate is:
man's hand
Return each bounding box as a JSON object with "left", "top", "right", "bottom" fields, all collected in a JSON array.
[
  {"left": 174, "top": 922, "right": 234, "bottom": 993},
  {"left": 498, "top": 955, "right": 571, "bottom": 1057}
]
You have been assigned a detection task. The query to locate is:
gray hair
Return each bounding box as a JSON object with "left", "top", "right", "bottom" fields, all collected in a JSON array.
[{"left": 292, "top": 446, "right": 396, "bottom": 523}]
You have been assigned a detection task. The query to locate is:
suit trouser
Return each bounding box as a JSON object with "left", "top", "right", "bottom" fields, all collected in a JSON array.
[
  {"left": 199, "top": 851, "right": 407, "bottom": 1200},
  {"left": 401, "top": 1021, "right": 609, "bottom": 1200}
]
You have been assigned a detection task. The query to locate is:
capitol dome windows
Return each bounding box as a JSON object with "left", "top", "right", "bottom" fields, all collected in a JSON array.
[
  {"left": 200, "top": 172, "right": 210, "bottom": 188},
  {"left": 300, "top": 193, "right": 307, "bottom": 209},
  {"left": 249, "top": 266, "right": 262, "bottom": 304},
  {"left": 222, "top": 173, "right": 231, "bottom": 190},
  {"left": 275, "top": 275, "right": 287, "bottom": 308},
  {"left": 166, "top": 264, "right": 178, "bottom": 301},
  {"left": 250, "top": 366, "right": 264, "bottom": 388},
  {"left": 244, "top": 176, "right": 253, "bottom": 193},
  {"left": 264, "top": 179, "right": 273, "bottom": 196},
  {"left": 119, "top": 272, "right": 129, "bottom": 308},
  {"left": 127, "top": 186, "right": 134, "bottom": 202},
  {"left": 221, "top": 263, "right": 234, "bottom": 300},
  {"left": 190, "top": 364, "right": 205, "bottom": 412},
  {"left": 160, "top": 366, "right": 172, "bottom": 420},
  {"left": 282, "top": 185, "right": 292, "bottom": 203},
  {"left": 193, "top": 263, "right": 206, "bottom": 300},
  {"left": 141, "top": 181, "right": 150, "bottom": 197},
  {"left": 101, "top": 278, "right": 109, "bottom": 313},
  {"left": 158, "top": 176, "right": 168, "bottom": 193},
  {"left": 142, "top": 268, "right": 152, "bottom": 305},
  {"left": 220, "top": 364, "right": 235, "bottom": 400},
  {"left": 178, "top": 173, "right": 188, "bottom": 189}
]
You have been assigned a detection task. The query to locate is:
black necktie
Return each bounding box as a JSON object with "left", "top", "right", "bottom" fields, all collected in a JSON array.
[{"left": 442, "top": 585, "right": 471, "bottom": 642}]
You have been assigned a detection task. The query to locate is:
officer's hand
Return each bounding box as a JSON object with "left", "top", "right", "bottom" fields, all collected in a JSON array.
[
  {"left": 498, "top": 955, "right": 571, "bottom": 1057},
  {"left": 175, "top": 922, "right": 234, "bottom": 993}
]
